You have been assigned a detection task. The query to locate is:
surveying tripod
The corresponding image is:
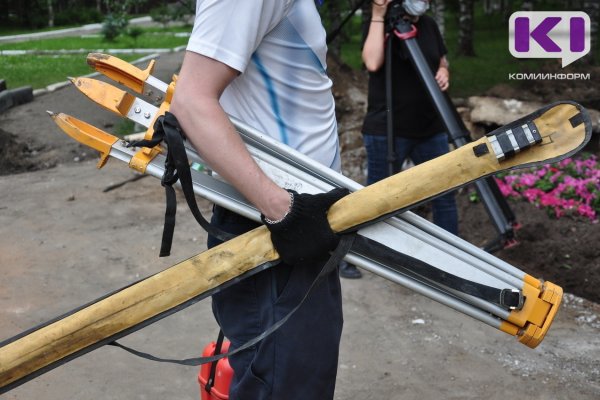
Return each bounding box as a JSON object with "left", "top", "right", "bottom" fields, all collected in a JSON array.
[
  {"left": 0, "top": 52, "right": 591, "bottom": 393},
  {"left": 383, "top": 2, "right": 518, "bottom": 252}
]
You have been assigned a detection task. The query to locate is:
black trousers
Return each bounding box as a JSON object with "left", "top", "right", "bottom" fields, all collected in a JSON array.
[{"left": 208, "top": 206, "right": 344, "bottom": 400}]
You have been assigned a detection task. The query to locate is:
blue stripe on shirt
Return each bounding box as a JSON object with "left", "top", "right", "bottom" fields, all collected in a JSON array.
[{"left": 251, "top": 53, "right": 288, "bottom": 145}]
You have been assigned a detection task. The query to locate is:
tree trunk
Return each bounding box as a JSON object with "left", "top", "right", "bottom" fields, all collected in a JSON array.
[
  {"left": 431, "top": 0, "right": 445, "bottom": 38},
  {"left": 0, "top": 0, "right": 8, "bottom": 24},
  {"left": 47, "top": 0, "right": 54, "bottom": 27},
  {"left": 97, "top": 0, "right": 102, "bottom": 13},
  {"left": 583, "top": 0, "right": 599, "bottom": 65},
  {"left": 522, "top": 1, "right": 533, "bottom": 11},
  {"left": 457, "top": 0, "right": 475, "bottom": 56},
  {"left": 502, "top": 0, "right": 514, "bottom": 22},
  {"left": 483, "top": 0, "right": 503, "bottom": 15}
]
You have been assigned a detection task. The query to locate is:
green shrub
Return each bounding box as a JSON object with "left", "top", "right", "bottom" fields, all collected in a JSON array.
[
  {"left": 150, "top": 5, "right": 172, "bottom": 27},
  {"left": 55, "top": 7, "right": 103, "bottom": 26},
  {"left": 170, "top": 2, "right": 193, "bottom": 25},
  {"left": 23, "top": 13, "right": 47, "bottom": 30},
  {"left": 127, "top": 26, "right": 144, "bottom": 44},
  {"left": 102, "top": 13, "right": 129, "bottom": 42}
]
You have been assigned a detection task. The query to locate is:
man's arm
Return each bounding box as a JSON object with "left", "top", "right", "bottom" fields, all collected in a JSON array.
[
  {"left": 170, "top": 51, "right": 291, "bottom": 222},
  {"left": 435, "top": 55, "right": 449, "bottom": 91}
]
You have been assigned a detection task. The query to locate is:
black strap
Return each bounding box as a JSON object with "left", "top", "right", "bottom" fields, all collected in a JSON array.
[
  {"left": 129, "top": 113, "right": 235, "bottom": 257},
  {"left": 204, "top": 330, "right": 225, "bottom": 394},
  {"left": 352, "top": 236, "right": 524, "bottom": 310},
  {"left": 110, "top": 233, "right": 356, "bottom": 366}
]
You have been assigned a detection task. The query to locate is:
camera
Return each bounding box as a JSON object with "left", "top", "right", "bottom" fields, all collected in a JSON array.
[
  {"left": 385, "top": 0, "right": 408, "bottom": 24},
  {"left": 387, "top": 0, "right": 431, "bottom": 22}
]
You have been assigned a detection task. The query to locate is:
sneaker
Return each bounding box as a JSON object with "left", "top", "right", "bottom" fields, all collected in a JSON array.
[{"left": 339, "top": 260, "right": 362, "bottom": 279}]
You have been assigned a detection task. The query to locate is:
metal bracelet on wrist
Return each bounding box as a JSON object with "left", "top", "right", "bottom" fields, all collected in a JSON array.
[{"left": 263, "top": 191, "right": 294, "bottom": 225}]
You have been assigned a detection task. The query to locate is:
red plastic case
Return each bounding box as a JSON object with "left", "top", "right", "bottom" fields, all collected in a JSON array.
[{"left": 198, "top": 340, "right": 233, "bottom": 400}]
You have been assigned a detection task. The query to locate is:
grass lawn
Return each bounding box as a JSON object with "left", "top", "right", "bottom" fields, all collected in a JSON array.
[
  {"left": 0, "top": 32, "right": 189, "bottom": 51},
  {"left": 0, "top": 26, "right": 190, "bottom": 89},
  {"left": 0, "top": 24, "right": 81, "bottom": 36},
  {"left": 443, "top": 9, "right": 544, "bottom": 98},
  {"left": 0, "top": 54, "right": 141, "bottom": 90},
  {"left": 2, "top": 12, "right": 597, "bottom": 95}
]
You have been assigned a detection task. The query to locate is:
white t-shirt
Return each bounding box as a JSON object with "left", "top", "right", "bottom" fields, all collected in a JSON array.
[{"left": 187, "top": 0, "right": 341, "bottom": 170}]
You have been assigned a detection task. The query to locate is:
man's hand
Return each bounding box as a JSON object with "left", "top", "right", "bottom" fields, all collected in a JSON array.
[
  {"left": 435, "top": 66, "right": 449, "bottom": 91},
  {"left": 262, "top": 188, "right": 349, "bottom": 265},
  {"left": 436, "top": 56, "right": 450, "bottom": 91}
]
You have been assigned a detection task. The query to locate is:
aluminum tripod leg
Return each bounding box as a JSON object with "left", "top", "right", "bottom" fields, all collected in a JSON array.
[
  {"left": 64, "top": 54, "right": 592, "bottom": 348},
  {"left": 110, "top": 138, "right": 514, "bottom": 328},
  {"left": 229, "top": 115, "right": 528, "bottom": 283},
  {"left": 65, "top": 70, "right": 561, "bottom": 323},
  {"left": 0, "top": 55, "right": 589, "bottom": 393},
  {"left": 129, "top": 115, "right": 526, "bottom": 293},
  {"left": 74, "top": 72, "right": 524, "bottom": 288}
]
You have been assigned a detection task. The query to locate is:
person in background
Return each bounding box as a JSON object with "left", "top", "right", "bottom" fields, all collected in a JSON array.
[
  {"left": 170, "top": 0, "right": 347, "bottom": 399},
  {"left": 360, "top": 0, "right": 458, "bottom": 237}
]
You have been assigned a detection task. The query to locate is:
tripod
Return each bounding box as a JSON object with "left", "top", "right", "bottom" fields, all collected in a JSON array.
[{"left": 383, "top": 6, "right": 518, "bottom": 252}]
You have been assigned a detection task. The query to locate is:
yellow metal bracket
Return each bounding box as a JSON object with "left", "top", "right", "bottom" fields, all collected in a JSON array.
[
  {"left": 87, "top": 53, "right": 156, "bottom": 94},
  {"left": 70, "top": 77, "right": 136, "bottom": 117},
  {"left": 84, "top": 53, "right": 179, "bottom": 174},
  {"left": 48, "top": 112, "right": 118, "bottom": 169},
  {"left": 517, "top": 281, "right": 562, "bottom": 348},
  {"left": 499, "top": 275, "right": 563, "bottom": 348},
  {"left": 129, "top": 146, "right": 161, "bottom": 174},
  {"left": 72, "top": 58, "right": 181, "bottom": 174},
  {"left": 129, "top": 77, "right": 177, "bottom": 173}
]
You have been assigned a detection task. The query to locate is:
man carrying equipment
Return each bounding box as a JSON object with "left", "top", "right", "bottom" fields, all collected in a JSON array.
[{"left": 170, "top": 0, "right": 347, "bottom": 398}]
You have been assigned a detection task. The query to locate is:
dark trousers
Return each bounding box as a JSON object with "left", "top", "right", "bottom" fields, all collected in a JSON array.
[
  {"left": 208, "top": 206, "right": 343, "bottom": 400},
  {"left": 363, "top": 132, "right": 459, "bottom": 236}
]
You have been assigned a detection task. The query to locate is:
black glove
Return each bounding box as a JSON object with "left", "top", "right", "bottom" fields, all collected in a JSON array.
[{"left": 261, "top": 188, "right": 349, "bottom": 266}]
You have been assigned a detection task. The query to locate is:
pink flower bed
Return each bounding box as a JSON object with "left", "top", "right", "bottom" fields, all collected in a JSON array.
[{"left": 495, "top": 154, "right": 600, "bottom": 223}]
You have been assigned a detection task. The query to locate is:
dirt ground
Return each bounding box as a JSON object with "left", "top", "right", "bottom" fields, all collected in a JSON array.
[{"left": 1, "top": 50, "right": 599, "bottom": 399}]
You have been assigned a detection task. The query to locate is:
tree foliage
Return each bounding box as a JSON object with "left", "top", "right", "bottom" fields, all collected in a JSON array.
[
  {"left": 0, "top": 1, "right": 596, "bottom": 65},
  {"left": 457, "top": 0, "right": 475, "bottom": 56},
  {"left": 0, "top": 0, "right": 173, "bottom": 29}
]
